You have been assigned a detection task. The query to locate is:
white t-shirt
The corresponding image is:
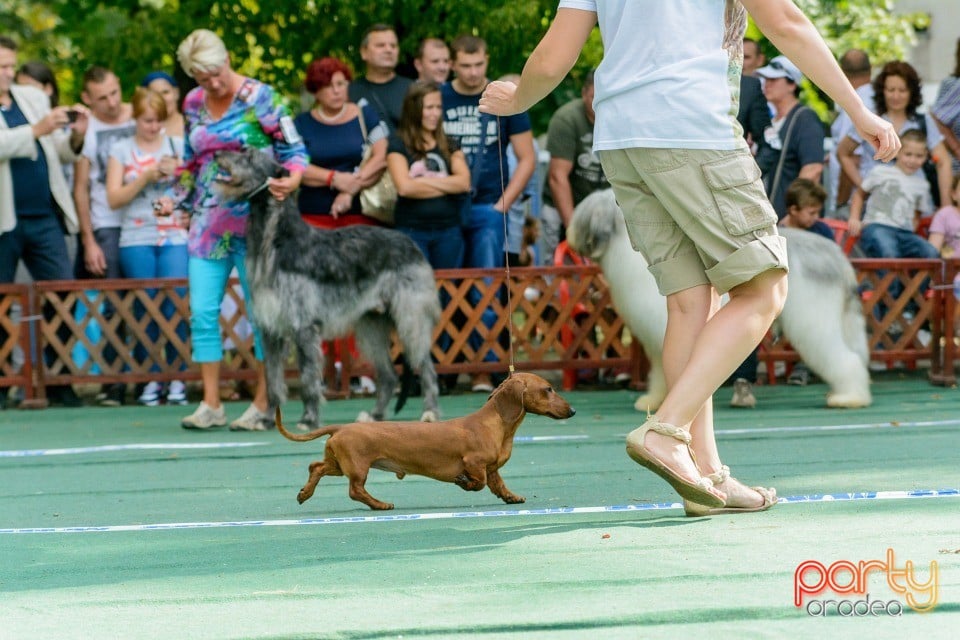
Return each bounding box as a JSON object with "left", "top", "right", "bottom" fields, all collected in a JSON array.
[
  {"left": 81, "top": 115, "right": 136, "bottom": 230},
  {"left": 558, "top": 0, "right": 746, "bottom": 151},
  {"left": 862, "top": 163, "right": 934, "bottom": 231},
  {"left": 108, "top": 135, "right": 186, "bottom": 248}
]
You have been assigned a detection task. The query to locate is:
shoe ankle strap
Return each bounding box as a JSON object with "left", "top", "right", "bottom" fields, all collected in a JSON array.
[{"left": 645, "top": 418, "right": 692, "bottom": 445}]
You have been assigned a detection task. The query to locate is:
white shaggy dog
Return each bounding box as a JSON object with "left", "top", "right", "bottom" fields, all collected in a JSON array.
[{"left": 567, "top": 189, "right": 871, "bottom": 409}]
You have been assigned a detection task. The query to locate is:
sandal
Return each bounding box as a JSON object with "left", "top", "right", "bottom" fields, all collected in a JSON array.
[
  {"left": 625, "top": 416, "right": 725, "bottom": 509},
  {"left": 683, "top": 465, "right": 777, "bottom": 516}
]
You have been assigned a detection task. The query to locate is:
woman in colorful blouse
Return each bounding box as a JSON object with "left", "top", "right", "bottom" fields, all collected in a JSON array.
[{"left": 161, "top": 29, "right": 308, "bottom": 431}]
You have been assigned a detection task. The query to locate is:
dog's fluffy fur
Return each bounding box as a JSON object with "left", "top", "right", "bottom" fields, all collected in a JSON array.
[
  {"left": 567, "top": 189, "right": 871, "bottom": 409},
  {"left": 214, "top": 149, "right": 441, "bottom": 428}
]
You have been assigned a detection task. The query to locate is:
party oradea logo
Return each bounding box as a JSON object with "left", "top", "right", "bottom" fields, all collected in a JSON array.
[{"left": 795, "top": 548, "right": 938, "bottom": 616}]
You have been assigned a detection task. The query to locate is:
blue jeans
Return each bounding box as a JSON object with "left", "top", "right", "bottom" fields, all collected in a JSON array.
[
  {"left": 0, "top": 214, "right": 73, "bottom": 372},
  {"left": 398, "top": 225, "right": 465, "bottom": 270},
  {"left": 859, "top": 223, "right": 939, "bottom": 260},
  {"left": 464, "top": 203, "right": 505, "bottom": 363},
  {"left": 0, "top": 214, "right": 72, "bottom": 282},
  {"left": 188, "top": 251, "right": 264, "bottom": 363},
  {"left": 860, "top": 223, "right": 939, "bottom": 310},
  {"left": 120, "top": 244, "right": 189, "bottom": 372},
  {"left": 398, "top": 225, "right": 465, "bottom": 354}
]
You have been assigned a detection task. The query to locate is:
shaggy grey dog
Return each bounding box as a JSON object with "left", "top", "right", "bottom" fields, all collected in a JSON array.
[
  {"left": 214, "top": 149, "right": 440, "bottom": 429},
  {"left": 568, "top": 189, "right": 871, "bottom": 409}
]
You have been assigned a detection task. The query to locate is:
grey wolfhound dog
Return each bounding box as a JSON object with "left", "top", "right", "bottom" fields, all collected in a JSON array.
[
  {"left": 213, "top": 149, "right": 440, "bottom": 429},
  {"left": 567, "top": 189, "right": 871, "bottom": 409}
]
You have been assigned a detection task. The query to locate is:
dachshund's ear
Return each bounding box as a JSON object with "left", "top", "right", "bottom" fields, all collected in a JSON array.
[{"left": 493, "top": 376, "right": 526, "bottom": 424}]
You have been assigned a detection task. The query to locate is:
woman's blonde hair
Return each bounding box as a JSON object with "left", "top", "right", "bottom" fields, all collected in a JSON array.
[
  {"left": 176, "top": 29, "right": 229, "bottom": 78},
  {"left": 131, "top": 87, "right": 168, "bottom": 121}
]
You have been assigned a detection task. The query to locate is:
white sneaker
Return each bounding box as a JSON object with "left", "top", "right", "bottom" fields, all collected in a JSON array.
[
  {"left": 181, "top": 402, "right": 227, "bottom": 430},
  {"left": 351, "top": 375, "right": 377, "bottom": 395},
  {"left": 229, "top": 403, "right": 272, "bottom": 431},
  {"left": 166, "top": 380, "right": 188, "bottom": 405},
  {"left": 138, "top": 381, "right": 162, "bottom": 407}
]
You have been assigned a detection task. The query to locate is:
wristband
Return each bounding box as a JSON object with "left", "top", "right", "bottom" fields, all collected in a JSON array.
[{"left": 326, "top": 170, "right": 335, "bottom": 188}]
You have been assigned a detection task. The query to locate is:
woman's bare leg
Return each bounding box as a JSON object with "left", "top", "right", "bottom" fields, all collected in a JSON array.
[
  {"left": 201, "top": 361, "right": 221, "bottom": 409},
  {"left": 640, "top": 269, "right": 788, "bottom": 498}
]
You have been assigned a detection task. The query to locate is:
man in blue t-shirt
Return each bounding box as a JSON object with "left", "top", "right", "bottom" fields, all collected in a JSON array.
[{"left": 441, "top": 34, "right": 536, "bottom": 392}]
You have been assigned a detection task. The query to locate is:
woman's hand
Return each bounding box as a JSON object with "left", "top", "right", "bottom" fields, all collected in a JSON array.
[
  {"left": 851, "top": 108, "right": 901, "bottom": 162},
  {"left": 158, "top": 155, "right": 179, "bottom": 178},
  {"left": 330, "top": 191, "right": 353, "bottom": 218},
  {"left": 334, "top": 171, "right": 364, "bottom": 195},
  {"left": 479, "top": 80, "right": 521, "bottom": 117},
  {"left": 267, "top": 171, "right": 302, "bottom": 202}
]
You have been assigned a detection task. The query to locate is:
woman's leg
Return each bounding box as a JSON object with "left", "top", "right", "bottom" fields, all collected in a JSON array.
[
  {"left": 644, "top": 270, "right": 787, "bottom": 503},
  {"left": 119, "top": 245, "right": 160, "bottom": 371},
  {"left": 188, "top": 256, "right": 233, "bottom": 409},
  {"left": 157, "top": 244, "right": 190, "bottom": 368}
]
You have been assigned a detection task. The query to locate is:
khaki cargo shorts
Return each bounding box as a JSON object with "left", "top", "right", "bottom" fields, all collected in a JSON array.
[{"left": 598, "top": 146, "right": 788, "bottom": 296}]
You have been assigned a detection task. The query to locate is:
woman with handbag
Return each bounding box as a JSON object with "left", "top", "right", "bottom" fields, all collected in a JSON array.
[{"left": 294, "top": 57, "right": 390, "bottom": 229}]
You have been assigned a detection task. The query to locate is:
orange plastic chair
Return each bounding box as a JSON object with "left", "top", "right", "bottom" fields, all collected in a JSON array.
[
  {"left": 821, "top": 218, "right": 858, "bottom": 256},
  {"left": 554, "top": 241, "right": 590, "bottom": 390}
]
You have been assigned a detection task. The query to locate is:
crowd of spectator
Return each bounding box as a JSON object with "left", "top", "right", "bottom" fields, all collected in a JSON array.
[{"left": 2, "top": 26, "right": 960, "bottom": 421}]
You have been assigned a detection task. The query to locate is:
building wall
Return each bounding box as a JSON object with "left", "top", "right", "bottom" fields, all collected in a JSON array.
[{"left": 896, "top": 0, "right": 960, "bottom": 86}]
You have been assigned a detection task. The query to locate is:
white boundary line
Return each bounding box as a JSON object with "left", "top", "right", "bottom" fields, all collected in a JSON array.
[
  {"left": 0, "top": 442, "right": 269, "bottom": 458},
  {"left": 2, "top": 489, "right": 956, "bottom": 535},
  {"left": 3, "top": 418, "right": 956, "bottom": 459}
]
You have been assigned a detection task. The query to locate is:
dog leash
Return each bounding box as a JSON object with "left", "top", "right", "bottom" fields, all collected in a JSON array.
[
  {"left": 245, "top": 179, "right": 271, "bottom": 200},
  {"left": 494, "top": 116, "right": 517, "bottom": 378}
]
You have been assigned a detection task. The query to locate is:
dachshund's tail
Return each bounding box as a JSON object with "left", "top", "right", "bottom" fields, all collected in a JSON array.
[{"left": 275, "top": 407, "right": 339, "bottom": 442}]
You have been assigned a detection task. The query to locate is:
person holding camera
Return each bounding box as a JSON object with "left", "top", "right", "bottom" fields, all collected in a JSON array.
[{"left": 1, "top": 36, "right": 89, "bottom": 406}]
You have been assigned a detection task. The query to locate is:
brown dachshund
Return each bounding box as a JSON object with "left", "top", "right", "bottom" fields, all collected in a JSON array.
[{"left": 275, "top": 372, "right": 575, "bottom": 510}]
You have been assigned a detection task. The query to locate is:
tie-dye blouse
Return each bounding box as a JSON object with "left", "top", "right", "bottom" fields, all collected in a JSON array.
[{"left": 171, "top": 77, "right": 308, "bottom": 259}]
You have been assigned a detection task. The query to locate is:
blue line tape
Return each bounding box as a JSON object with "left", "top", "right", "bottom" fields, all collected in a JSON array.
[{"left": 1, "top": 489, "right": 956, "bottom": 535}]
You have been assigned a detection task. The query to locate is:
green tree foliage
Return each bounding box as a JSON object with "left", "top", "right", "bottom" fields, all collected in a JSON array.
[{"left": 4, "top": 0, "right": 923, "bottom": 130}]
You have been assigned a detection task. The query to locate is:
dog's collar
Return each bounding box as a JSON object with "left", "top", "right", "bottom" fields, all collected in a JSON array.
[{"left": 244, "top": 180, "right": 271, "bottom": 200}]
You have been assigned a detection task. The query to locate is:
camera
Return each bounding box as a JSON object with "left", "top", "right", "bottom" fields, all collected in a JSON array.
[{"left": 66, "top": 109, "right": 79, "bottom": 123}]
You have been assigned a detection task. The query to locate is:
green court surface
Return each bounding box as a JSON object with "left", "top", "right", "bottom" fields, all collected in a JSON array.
[{"left": 2, "top": 371, "right": 959, "bottom": 639}]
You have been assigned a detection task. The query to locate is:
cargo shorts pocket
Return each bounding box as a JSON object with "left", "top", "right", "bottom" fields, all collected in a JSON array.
[{"left": 701, "top": 153, "right": 777, "bottom": 236}]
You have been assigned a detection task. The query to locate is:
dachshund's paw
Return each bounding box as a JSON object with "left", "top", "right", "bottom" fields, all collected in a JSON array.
[
  {"left": 420, "top": 410, "right": 439, "bottom": 423},
  {"left": 296, "top": 491, "right": 310, "bottom": 504},
  {"left": 502, "top": 494, "right": 525, "bottom": 504}
]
